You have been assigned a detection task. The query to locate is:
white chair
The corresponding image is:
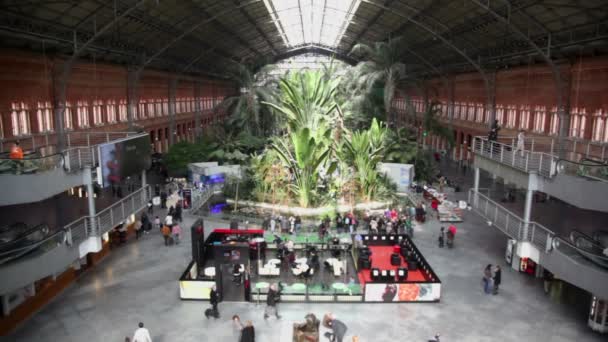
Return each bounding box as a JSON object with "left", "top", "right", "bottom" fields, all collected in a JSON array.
[{"left": 259, "top": 263, "right": 280, "bottom": 276}]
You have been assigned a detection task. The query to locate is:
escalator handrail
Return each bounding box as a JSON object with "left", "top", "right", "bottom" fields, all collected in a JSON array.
[
  {"left": 0, "top": 227, "right": 66, "bottom": 258},
  {"left": 554, "top": 236, "right": 608, "bottom": 267}
]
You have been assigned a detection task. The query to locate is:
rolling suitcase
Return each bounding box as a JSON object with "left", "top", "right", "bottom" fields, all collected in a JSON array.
[{"left": 205, "top": 307, "right": 219, "bottom": 319}]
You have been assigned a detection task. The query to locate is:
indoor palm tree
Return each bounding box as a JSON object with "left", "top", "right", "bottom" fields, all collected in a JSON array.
[
  {"left": 221, "top": 61, "right": 278, "bottom": 136},
  {"left": 350, "top": 36, "right": 407, "bottom": 126}
]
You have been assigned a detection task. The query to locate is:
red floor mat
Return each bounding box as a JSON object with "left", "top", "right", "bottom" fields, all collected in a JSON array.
[{"left": 357, "top": 246, "right": 428, "bottom": 285}]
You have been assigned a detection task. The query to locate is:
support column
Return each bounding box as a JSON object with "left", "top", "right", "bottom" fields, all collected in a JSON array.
[
  {"left": 85, "top": 166, "right": 97, "bottom": 235},
  {"left": 168, "top": 77, "right": 177, "bottom": 146},
  {"left": 447, "top": 74, "right": 455, "bottom": 129},
  {"left": 127, "top": 69, "right": 140, "bottom": 130},
  {"left": 485, "top": 71, "right": 497, "bottom": 129},
  {"left": 556, "top": 67, "right": 572, "bottom": 158},
  {"left": 51, "top": 66, "right": 67, "bottom": 151},
  {"left": 473, "top": 167, "right": 480, "bottom": 206},
  {"left": 523, "top": 189, "right": 534, "bottom": 240},
  {"left": 142, "top": 169, "right": 147, "bottom": 190},
  {"left": 194, "top": 82, "right": 202, "bottom": 139},
  {"left": 1, "top": 295, "right": 10, "bottom": 316}
]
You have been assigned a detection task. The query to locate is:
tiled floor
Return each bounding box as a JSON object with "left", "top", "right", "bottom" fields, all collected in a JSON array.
[{"left": 7, "top": 191, "right": 605, "bottom": 341}]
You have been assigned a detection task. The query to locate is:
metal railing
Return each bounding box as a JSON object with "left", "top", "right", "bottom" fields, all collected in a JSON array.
[
  {"left": 0, "top": 152, "right": 65, "bottom": 175},
  {"left": 93, "top": 185, "right": 151, "bottom": 236},
  {"left": 473, "top": 136, "right": 557, "bottom": 177},
  {"left": 555, "top": 158, "right": 608, "bottom": 183},
  {"left": 189, "top": 184, "right": 221, "bottom": 213},
  {"left": 0, "top": 131, "right": 141, "bottom": 154},
  {"left": 468, "top": 189, "right": 555, "bottom": 251}
]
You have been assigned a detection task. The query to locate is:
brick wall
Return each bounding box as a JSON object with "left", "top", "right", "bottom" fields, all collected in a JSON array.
[
  {"left": 395, "top": 56, "right": 608, "bottom": 154},
  {"left": 0, "top": 49, "right": 236, "bottom": 151}
]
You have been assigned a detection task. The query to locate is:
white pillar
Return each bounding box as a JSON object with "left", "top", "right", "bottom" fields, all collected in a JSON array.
[
  {"left": 85, "top": 167, "right": 97, "bottom": 235},
  {"left": 473, "top": 167, "right": 480, "bottom": 206},
  {"left": 142, "top": 169, "right": 147, "bottom": 189},
  {"left": 523, "top": 189, "right": 534, "bottom": 240}
]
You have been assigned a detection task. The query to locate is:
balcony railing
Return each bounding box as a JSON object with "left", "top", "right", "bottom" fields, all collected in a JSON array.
[
  {"left": 472, "top": 136, "right": 557, "bottom": 177},
  {"left": 0, "top": 132, "right": 147, "bottom": 175},
  {"left": 0, "top": 152, "right": 65, "bottom": 175},
  {"left": 0, "top": 131, "right": 141, "bottom": 154},
  {"left": 468, "top": 189, "right": 555, "bottom": 252},
  {"left": 93, "top": 186, "right": 151, "bottom": 236}
]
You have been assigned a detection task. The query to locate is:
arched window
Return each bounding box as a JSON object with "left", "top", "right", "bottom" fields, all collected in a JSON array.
[
  {"left": 93, "top": 100, "right": 104, "bottom": 125},
  {"left": 11, "top": 102, "right": 30, "bottom": 136},
  {"left": 76, "top": 100, "right": 89, "bottom": 128},
  {"left": 118, "top": 100, "right": 128, "bottom": 122},
  {"left": 36, "top": 101, "right": 53, "bottom": 132},
  {"left": 106, "top": 100, "right": 117, "bottom": 123}
]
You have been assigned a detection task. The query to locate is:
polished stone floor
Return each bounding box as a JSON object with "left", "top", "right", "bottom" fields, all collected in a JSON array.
[{"left": 8, "top": 195, "right": 606, "bottom": 341}]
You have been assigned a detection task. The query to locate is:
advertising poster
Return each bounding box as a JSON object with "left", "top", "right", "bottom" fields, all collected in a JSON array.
[
  {"left": 365, "top": 283, "right": 441, "bottom": 302},
  {"left": 182, "top": 189, "right": 192, "bottom": 209},
  {"left": 99, "top": 135, "right": 151, "bottom": 187},
  {"left": 179, "top": 280, "right": 215, "bottom": 300}
]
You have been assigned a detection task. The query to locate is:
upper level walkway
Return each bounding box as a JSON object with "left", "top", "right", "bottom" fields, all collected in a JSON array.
[
  {"left": 0, "top": 131, "right": 145, "bottom": 206},
  {"left": 439, "top": 159, "right": 608, "bottom": 298},
  {"left": 472, "top": 135, "right": 608, "bottom": 213}
]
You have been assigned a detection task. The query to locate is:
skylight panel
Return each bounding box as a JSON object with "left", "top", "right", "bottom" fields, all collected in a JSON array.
[{"left": 263, "top": 0, "right": 361, "bottom": 48}]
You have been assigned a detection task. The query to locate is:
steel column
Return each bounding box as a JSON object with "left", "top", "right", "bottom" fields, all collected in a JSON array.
[
  {"left": 168, "top": 77, "right": 177, "bottom": 146},
  {"left": 127, "top": 69, "right": 140, "bottom": 131},
  {"left": 85, "top": 166, "right": 97, "bottom": 236},
  {"left": 194, "top": 81, "right": 202, "bottom": 139}
]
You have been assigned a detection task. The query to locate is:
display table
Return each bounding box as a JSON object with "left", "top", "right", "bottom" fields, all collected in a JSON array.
[
  {"left": 204, "top": 267, "right": 216, "bottom": 277},
  {"left": 255, "top": 282, "right": 269, "bottom": 290},
  {"left": 292, "top": 283, "right": 306, "bottom": 291},
  {"left": 438, "top": 200, "right": 463, "bottom": 222}
]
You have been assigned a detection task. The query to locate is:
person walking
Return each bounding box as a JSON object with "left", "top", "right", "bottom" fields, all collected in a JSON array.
[
  {"left": 154, "top": 216, "right": 161, "bottom": 231},
  {"left": 134, "top": 220, "right": 143, "bottom": 240},
  {"left": 323, "top": 313, "right": 347, "bottom": 342},
  {"left": 270, "top": 216, "right": 276, "bottom": 233},
  {"left": 209, "top": 285, "right": 220, "bottom": 318},
  {"left": 236, "top": 318, "right": 255, "bottom": 342},
  {"left": 161, "top": 225, "right": 172, "bottom": 246},
  {"left": 483, "top": 264, "right": 493, "bottom": 294},
  {"left": 132, "top": 322, "right": 152, "bottom": 342},
  {"left": 515, "top": 129, "right": 525, "bottom": 157},
  {"left": 147, "top": 199, "right": 153, "bottom": 214},
  {"left": 438, "top": 227, "right": 445, "bottom": 248},
  {"left": 172, "top": 223, "right": 181, "bottom": 245},
  {"left": 264, "top": 283, "right": 281, "bottom": 319},
  {"left": 493, "top": 265, "right": 502, "bottom": 295},
  {"left": 164, "top": 211, "right": 173, "bottom": 228}
]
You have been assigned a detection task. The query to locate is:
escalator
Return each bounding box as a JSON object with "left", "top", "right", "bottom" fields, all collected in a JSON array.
[
  {"left": 568, "top": 230, "right": 608, "bottom": 269},
  {"left": 0, "top": 223, "right": 51, "bottom": 265}
]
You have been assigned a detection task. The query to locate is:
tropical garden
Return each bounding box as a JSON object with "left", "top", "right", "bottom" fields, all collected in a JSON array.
[{"left": 164, "top": 37, "right": 454, "bottom": 210}]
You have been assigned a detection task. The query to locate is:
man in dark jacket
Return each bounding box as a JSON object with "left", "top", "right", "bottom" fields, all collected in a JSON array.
[
  {"left": 210, "top": 285, "right": 220, "bottom": 316},
  {"left": 493, "top": 265, "right": 502, "bottom": 295},
  {"left": 264, "top": 283, "right": 281, "bottom": 319},
  {"left": 323, "top": 313, "right": 347, "bottom": 342},
  {"left": 239, "top": 320, "right": 255, "bottom": 342}
]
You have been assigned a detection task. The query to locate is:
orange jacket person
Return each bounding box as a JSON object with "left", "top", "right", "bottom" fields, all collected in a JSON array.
[{"left": 9, "top": 142, "right": 24, "bottom": 160}]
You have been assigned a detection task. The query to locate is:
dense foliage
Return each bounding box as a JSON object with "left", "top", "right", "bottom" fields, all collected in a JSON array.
[{"left": 164, "top": 37, "right": 448, "bottom": 205}]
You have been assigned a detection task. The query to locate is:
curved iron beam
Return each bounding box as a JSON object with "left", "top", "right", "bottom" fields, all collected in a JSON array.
[
  {"left": 54, "top": 0, "right": 150, "bottom": 150},
  {"left": 271, "top": 44, "right": 358, "bottom": 66},
  {"left": 135, "top": 0, "right": 261, "bottom": 75},
  {"left": 360, "top": 0, "right": 493, "bottom": 126}
]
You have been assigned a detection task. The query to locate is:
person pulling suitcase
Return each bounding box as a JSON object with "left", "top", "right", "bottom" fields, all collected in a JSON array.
[{"left": 205, "top": 285, "right": 220, "bottom": 319}]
